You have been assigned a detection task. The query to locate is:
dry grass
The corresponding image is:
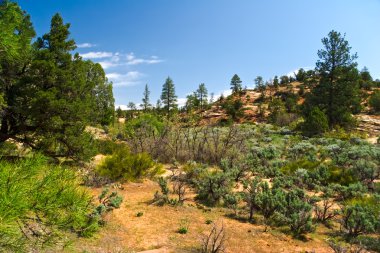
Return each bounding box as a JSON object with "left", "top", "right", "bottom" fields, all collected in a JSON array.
[{"left": 63, "top": 180, "right": 334, "bottom": 253}]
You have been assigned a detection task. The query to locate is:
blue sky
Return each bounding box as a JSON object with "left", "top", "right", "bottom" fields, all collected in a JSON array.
[{"left": 17, "top": 0, "right": 380, "bottom": 109}]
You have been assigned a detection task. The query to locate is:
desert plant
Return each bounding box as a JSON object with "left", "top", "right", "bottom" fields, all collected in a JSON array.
[
  {"left": 242, "top": 177, "right": 261, "bottom": 222},
  {"left": 178, "top": 218, "right": 189, "bottom": 234},
  {"left": 277, "top": 189, "right": 315, "bottom": 237},
  {"left": 96, "top": 145, "right": 160, "bottom": 181},
  {"left": 201, "top": 221, "right": 226, "bottom": 253},
  {"left": 255, "top": 182, "right": 286, "bottom": 231},
  {"left": 195, "top": 170, "right": 233, "bottom": 206},
  {"left": 313, "top": 189, "right": 339, "bottom": 225},
  {"left": 224, "top": 193, "right": 241, "bottom": 216},
  {"left": 340, "top": 202, "right": 379, "bottom": 237},
  {"left": 95, "top": 188, "right": 123, "bottom": 216},
  {"left": 153, "top": 177, "right": 170, "bottom": 205}
]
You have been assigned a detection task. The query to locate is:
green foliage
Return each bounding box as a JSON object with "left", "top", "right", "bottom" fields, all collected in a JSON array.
[
  {"left": 340, "top": 201, "right": 379, "bottom": 237},
  {"left": 153, "top": 177, "right": 170, "bottom": 205},
  {"left": 195, "top": 169, "right": 233, "bottom": 206},
  {"left": 243, "top": 177, "right": 261, "bottom": 222},
  {"left": 277, "top": 189, "right": 314, "bottom": 237},
  {"left": 304, "top": 30, "right": 360, "bottom": 129},
  {"left": 95, "top": 188, "right": 123, "bottom": 216},
  {"left": 255, "top": 182, "right": 286, "bottom": 226},
  {"left": 161, "top": 77, "right": 178, "bottom": 116},
  {"left": 302, "top": 107, "right": 329, "bottom": 136},
  {"left": 96, "top": 145, "right": 160, "bottom": 181},
  {"left": 125, "top": 113, "right": 165, "bottom": 138},
  {"left": 221, "top": 97, "right": 245, "bottom": 120},
  {"left": 230, "top": 74, "right": 242, "bottom": 93},
  {"left": 141, "top": 84, "right": 152, "bottom": 111},
  {"left": 0, "top": 155, "right": 97, "bottom": 251},
  {"left": 369, "top": 90, "right": 380, "bottom": 113},
  {"left": 178, "top": 218, "right": 189, "bottom": 234},
  {"left": 0, "top": 4, "right": 114, "bottom": 161},
  {"left": 196, "top": 83, "right": 208, "bottom": 110},
  {"left": 224, "top": 192, "right": 241, "bottom": 216}
]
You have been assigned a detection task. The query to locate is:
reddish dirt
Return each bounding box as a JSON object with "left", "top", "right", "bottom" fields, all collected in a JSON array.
[{"left": 67, "top": 180, "right": 334, "bottom": 253}]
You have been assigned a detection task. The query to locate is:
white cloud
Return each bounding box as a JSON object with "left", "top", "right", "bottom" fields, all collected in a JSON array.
[
  {"left": 106, "top": 71, "right": 143, "bottom": 87},
  {"left": 115, "top": 104, "right": 128, "bottom": 110},
  {"left": 98, "top": 61, "right": 118, "bottom": 69},
  {"left": 77, "top": 43, "right": 96, "bottom": 48},
  {"left": 213, "top": 89, "right": 232, "bottom": 100},
  {"left": 126, "top": 53, "right": 163, "bottom": 65},
  {"left": 80, "top": 51, "right": 163, "bottom": 69},
  {"left": 80, "top": 51, "right": 114, "bottom": 59},
  {"left": 177, "top": 98, "right": 187, "bottom": 108},
  {"left": 286, "top": 66, "right": 313, "bottom": 77}
]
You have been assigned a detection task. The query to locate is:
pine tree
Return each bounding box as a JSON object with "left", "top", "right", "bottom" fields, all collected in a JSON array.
[
  {"left": 255, "top": 76, "right": 266, "bottom": 96},
  {"left": 230, "top": 74, "right": 242, "bottom": 93},
  {"left": 196, "top": 83, "right": 208, "bottom": 110},
  {"left": 160, "top": 77, "right": 177, "bottom": 116},
  {"left": 273, "top": 76, "right": 279, "bottom": 88},
  {"left": 0, "top": 6, "right": 114, "bottom": 160},
  {"left": 304, "top": 30, "right": 361, "bottom": 128},
  {"left": 141, "top": 84, "right": 152, "bottom": 111}
]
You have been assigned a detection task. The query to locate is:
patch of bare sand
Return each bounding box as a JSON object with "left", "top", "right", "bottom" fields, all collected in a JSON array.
[{"left": 68, "top": 180, "right": 333, "bottom": 253}]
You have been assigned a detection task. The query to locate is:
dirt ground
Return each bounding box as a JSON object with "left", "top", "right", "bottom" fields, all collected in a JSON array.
[{"left": 61, "top": 179, "right": 336, "bottom": 253}]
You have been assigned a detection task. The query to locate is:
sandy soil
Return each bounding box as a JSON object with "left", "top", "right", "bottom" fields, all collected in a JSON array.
[{"left": 64, "top": 180, "right": 335, "bottom": 253}]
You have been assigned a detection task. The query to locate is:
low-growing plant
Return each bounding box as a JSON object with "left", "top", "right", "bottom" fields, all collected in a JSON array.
[
  {"left": 276, "top": 188, "right": 315, "bottom": 237},
  {"left": 96, "top": 144, "right": 162, "bottom": 181},
  {"left": 224, "top": 193, "right": 241, "bottom": 217},
  {"left": 339, "top": 202, "right": 378, "bottom": 237},
  {"left": 200, "top": 220, "right": 226, "bottom": 253},
  {"left": 95, "top": 188, "right": 123, "bottom": 216},
  {"left": 195, "top": 169, "right": 233, "bottom": 206},
  {"left": 178, "top": 218, "right": 190, "bottom": 234},
  {"left": 0, "top": 155, "right": 98, "bottom": 251}
]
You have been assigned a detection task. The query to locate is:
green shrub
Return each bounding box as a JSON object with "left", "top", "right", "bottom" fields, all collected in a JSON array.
[
  {"left": 95, "top": 139, "right": 125, "bottom": 155},
  {"left": 178, "top": 218, "right": 189, "bottom": 234},
  {"left": 340, "top": 202, "right": 378, "bottom": 237},
  {"left": 195, "top": 169, "right": 233, "bottom": 206},
  {"left": 0, "top": 155, "right": 97, "bottom": 251},
  {"left": 369, "top": 90, "right": 380, "bottom": 113},
  {"left": 96, "top": 145, "right": 161, "bottom": 181},
  {"left": 302, "top": 107, "right": 329, "bottom": 136},
  {"left": 95, "top": 188, "right": 123, "bottom": 216},
  {"left": 276, "top": 189, "right": 315, "bottom": 237}
]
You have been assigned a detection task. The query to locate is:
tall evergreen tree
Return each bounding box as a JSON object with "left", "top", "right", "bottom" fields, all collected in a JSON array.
[
  {"left": 160, "top": 77, "right": 177, "bottom": 116},
  {"left": 141, "top": 84, "right": 152, "bottom": 111},
  {"left": 0, "top": 7, "right": 114, "bottom": 160},
  {"left": 230, "top": 74, "right": 242, "bottom": 93},
  {"left": 304, "top": 30, "right": 360, "bottom": 128},
  {"left": 196, "top": 83, "right": 208, "bottom": 110},
  {"left": 273, "top": 76, "right": 279, "bottom": 88},
  {"left": 255, "top": 76, "right": 265, "bottom": 96},
  {"left": 0, "top": 0, "right": 35, "bottom": 141}
]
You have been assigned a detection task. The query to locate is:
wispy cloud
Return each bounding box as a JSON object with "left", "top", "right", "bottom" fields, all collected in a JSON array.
[
  {"left": 81, "top": 51, "right": 113, "bottom": 59},
  {"left": 77, "top": 43, "right": 96, "bottom": 48},
  {"left": 80, "top": 51, "right": 163, "bottom": 69},
  {"left": 106, "top": 71, "right": 144, "bottom": 87},
  {"left": 126, "top": 53, "right": 163, "bottom": 65}
]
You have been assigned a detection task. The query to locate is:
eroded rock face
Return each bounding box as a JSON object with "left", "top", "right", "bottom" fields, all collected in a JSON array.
[{"left": 356, "top": 114, "right": 380, "bottom": 138}]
